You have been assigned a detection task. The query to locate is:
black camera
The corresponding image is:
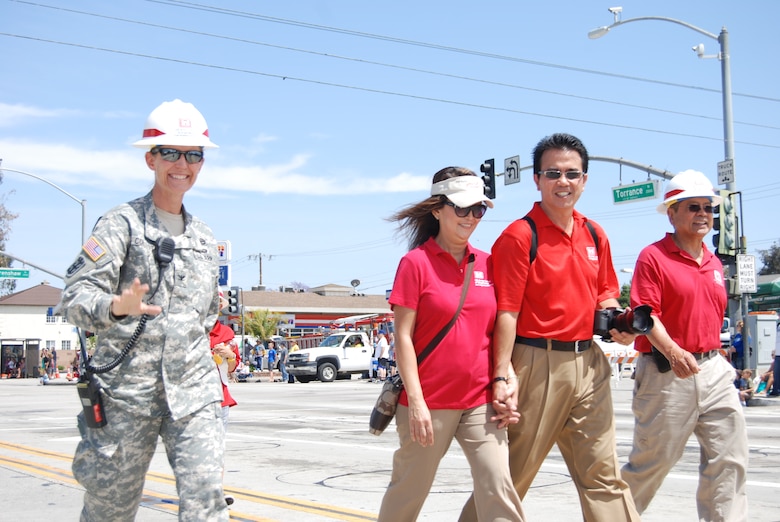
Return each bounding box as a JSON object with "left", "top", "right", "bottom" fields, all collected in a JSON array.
[
  {"left": 593, "top": 305, "right": 654, "bottom": 341},
  {"left": 77, "top": 373, "right": 107, "bottom": 428}
]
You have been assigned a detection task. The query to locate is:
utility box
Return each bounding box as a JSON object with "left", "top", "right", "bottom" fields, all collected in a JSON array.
[{"left": 746, "top": 312, "right": 778, "bottom": 371}]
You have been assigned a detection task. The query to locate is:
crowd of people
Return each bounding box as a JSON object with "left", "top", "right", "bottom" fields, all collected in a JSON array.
[{"left": 51, "top": 98, "right": 768, "bottom": 521}]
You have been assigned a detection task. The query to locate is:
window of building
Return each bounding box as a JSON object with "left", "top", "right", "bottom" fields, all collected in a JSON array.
[
  {"left": 46, "top": 340, "right": 56, "bottom": 350},
  {"left": 46, "top": 315, "right": 56, "bottom": 324},
  {"left": 61, "top": 340, "right": 71, "bottom": 350}
]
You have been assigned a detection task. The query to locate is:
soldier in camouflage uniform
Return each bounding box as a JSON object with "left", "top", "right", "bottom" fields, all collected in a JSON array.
[{"left": 58, "top": 99, "right": 228, "bottom": 522}]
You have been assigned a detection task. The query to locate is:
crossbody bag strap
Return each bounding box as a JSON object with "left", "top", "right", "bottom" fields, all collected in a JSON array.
[{"left": 416, "top": 253, "right": 475, "bottom": 365}]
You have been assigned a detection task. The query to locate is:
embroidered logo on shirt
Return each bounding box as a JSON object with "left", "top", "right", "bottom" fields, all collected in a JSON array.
[
  {"left": 713, "top": 269, "right": 723, "bottom": 285},
  {"left": 587, "top": 246, "right": 598, "bottom": 261},
  {"left": 82, "top": 236, "right": 106, "bottom": 262},
  {"left": 474, "top": 270, "right": 492, "bottom": 287}
]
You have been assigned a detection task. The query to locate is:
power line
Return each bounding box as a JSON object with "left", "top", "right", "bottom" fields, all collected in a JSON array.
[
  {"left": 9, "top": 0, "right": 780, "bottom": 136},
  {"left": 149, "top": 0, "right": 779, "bottom": 103},
  {"left": 2, "top": 32, "right": 779, "bottom": 150},
  {"left": 11, "top": 0, "right": 779, "bottom": 131}
]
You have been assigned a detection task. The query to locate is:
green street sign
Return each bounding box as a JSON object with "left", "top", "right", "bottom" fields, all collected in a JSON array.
[
  {"left": 612, "top": 180, "right": 661, "bottom": 205},
  {"left": 0, "top": 268, "right": 30, "bottom": 278}
]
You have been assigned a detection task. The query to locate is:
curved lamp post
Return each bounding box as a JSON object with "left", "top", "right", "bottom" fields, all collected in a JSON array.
[
  {"left": 0, "top": 166, "right": 87, "bottom": 245},
  {"left": 588, "top": 7, "right": 735, "bottom": 192}
]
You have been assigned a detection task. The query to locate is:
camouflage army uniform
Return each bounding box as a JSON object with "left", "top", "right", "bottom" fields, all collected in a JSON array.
[{"left": 60, "top": 191, "right": 227, "bottom": 522}]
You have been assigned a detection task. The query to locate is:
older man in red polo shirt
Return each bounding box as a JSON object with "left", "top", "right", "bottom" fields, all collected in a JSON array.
[{"left": 618, "top": 170, "right": 748, "bottom": 520}]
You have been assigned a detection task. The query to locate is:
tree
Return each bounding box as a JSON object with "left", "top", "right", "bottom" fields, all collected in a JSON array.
[
  {"left": 757, "top": 242, "right": 780, "bottom": 275},
  {"left": 0, "top": 181, "right": 20, "bottom": 296},
  {"left": 618, "top": 283, "right": 631, "bottom": 309},
  {"left": 244, "top": 308, "right": 283, "bottom": 342}
]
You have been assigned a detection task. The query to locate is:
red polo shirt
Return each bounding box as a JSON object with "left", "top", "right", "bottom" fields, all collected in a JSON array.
[
  {"left": 389, "top": 237, "right": 494, "bottom": 409},
  {"left": 631, "top": 233, "right": 726, "bottom": 354},
  {"left": 492, "top": 202, "right": 619, "bottom": 341}
]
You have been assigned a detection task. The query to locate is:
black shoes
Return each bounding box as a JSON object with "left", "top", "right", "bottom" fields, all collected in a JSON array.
[{"left": 225, "top": 495, "right": 234, "bottom": 506}]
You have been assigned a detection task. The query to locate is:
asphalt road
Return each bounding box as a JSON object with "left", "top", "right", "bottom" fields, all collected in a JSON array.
[{"left": 0, "top": 372, "right": 778, "bottom": 521}]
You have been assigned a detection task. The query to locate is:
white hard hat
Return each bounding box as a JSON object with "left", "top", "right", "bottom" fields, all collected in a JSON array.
[
  {"left": 132, "top": 99, "right": 218, "bottom": 149},
  {"left": 656, "top": 170, "right": 722, "bottom": 213}
]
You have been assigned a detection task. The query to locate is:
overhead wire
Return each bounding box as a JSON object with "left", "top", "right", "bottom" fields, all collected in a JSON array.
[
  {"left": 147, "top": 0, "right": 779, "bottom": 103},
  {"left": 3, "top": 31, "right": 779, "bottom": 151},
  {"left": 8, "top": 1, "right": 778, "bottom": 131}
]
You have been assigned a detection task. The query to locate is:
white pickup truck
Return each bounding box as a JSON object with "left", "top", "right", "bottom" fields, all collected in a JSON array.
[{"left": 286, "top": 331, "right": 373, "bottom": 383}]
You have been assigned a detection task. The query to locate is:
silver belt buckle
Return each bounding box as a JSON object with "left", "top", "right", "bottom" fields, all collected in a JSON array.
[{"left": 574, "top": 340, "right": 581, "bottom": 354}]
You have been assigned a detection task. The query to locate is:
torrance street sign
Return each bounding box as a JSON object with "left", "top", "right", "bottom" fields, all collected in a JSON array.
[{"left": 612, "top": 180, "right": 661, "bottom": 205}]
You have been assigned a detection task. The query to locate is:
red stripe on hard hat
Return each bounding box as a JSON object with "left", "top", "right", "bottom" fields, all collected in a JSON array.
[
  {"left": 142, "top": 128, "right": 165, "bottom": 138},
  {"left": 664, "top": 188, "right": 685, "bottom": 200},
  {"left": 203, "top": 130, "right": 210, "bottom": 137}
]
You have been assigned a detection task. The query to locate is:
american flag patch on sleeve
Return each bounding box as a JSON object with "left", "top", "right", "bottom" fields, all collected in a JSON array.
[{"left": 83, "top": 236, "right": 106, "bottom": 262}]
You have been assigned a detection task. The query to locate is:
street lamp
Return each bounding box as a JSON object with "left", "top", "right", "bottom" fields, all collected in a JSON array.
[
  {"left": 588, "top": 7, "right": 736, "bottom": 192},
  {"left": 0, "top": 165, "right": 87, "bottom": 244}
]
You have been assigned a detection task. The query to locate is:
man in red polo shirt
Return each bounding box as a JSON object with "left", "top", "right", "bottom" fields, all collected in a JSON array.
[
  {"left": 617, "top": 170, "right": 748, "bottom": 520},
  {"left": 459, "top": 133, "right": 639, "bottom": 522}
]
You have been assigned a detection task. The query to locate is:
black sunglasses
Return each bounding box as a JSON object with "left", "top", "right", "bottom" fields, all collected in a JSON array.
[
  {"left": 538, "top": 169, "right": 584, "bottom": 180},
  {"left": 684, "top": 203, "right": 715, "bottom": 214},
  {"left": 444, "top": 200, "right": 487, "bottom": 219},
  {"left": 151, "top": 147, "right": 204, "bottom": 164}
]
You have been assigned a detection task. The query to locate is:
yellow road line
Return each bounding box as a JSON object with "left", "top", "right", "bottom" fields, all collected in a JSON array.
[{"left": 0, "top": 440, "right": 377, "bottom": 521}]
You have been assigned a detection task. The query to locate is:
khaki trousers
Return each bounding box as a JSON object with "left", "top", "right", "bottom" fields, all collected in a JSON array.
[
  {"left": 461, "top": 341, "right": 639, "bottom": 522},
  {"left": 378, "top": 402, "right": 525, "bottom": 521},
  {"left": 621, "top": 353, "right": 748, "bottom": 521}
]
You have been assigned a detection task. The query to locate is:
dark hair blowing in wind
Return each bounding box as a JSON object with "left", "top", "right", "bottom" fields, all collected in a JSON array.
[{"left": 387, "top": 166, "right": 477, "bottom": 251}]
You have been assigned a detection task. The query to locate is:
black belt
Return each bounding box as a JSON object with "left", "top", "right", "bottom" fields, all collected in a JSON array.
[
  {"left": 516, "top": 336, "right": 592, "bottom": 353},
  {"left": 642, "top": 349, "right": 720, "bottom": 360}
]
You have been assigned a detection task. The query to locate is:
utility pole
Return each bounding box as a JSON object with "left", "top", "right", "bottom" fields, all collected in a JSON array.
[{"left": 250, "top": 253, "right": 265, "bottom": 291}]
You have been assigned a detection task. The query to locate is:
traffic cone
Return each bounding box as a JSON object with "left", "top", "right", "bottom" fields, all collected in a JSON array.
[{"left": 55, "top": 369, "right": 60, "bottom": 379}]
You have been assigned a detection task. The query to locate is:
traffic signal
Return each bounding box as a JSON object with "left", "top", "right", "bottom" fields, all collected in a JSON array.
[
  {"left": 226, "top": 286, "right": 240, "bottom": 315},
  {"left": 480, "top": 159, "right": 496, "bottom": 199},
  {"left": 714, "top": 190, "right": 736, "bottom": 257}
]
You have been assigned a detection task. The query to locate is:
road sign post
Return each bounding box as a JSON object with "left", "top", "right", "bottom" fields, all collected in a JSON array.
[
  {"left": 736, "top": 254, "right": 757, "bottom": 294},
  {"left": 504, "top": 156, "right": 520, "bottom": 185},
  {"left": 717, "top": 159, "right": 735, "bottom": 186}
]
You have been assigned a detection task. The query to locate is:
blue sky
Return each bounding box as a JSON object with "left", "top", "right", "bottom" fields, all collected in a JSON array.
[{"left": 1, "top": 0, "right": 779, "bottom": 296}]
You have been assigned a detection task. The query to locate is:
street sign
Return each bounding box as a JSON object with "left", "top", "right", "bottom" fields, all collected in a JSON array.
[
  {"left": 218, "top": 265, "right": 230, "bottom": 287},
  {"left": 504, "top": 156, "right": 520, "bottom": 185},
  {"left": 217, "top": 240, "right": 231, "bottom": 264},
  {"left": 717, "top": 159, "right": 734, "bottom": 185},
  {"left": 0, "top": 268, "right": 30, "bottom": 279},
  {"left": 611, "top": 180, "right": 660, "bottom": 205},
  {"left": 736, "top": 254, "right": 757, "bottom": 294}
]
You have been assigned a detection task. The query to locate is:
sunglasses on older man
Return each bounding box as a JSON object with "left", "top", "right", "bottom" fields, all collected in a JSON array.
[{"left": 683, "top": 203, "right": 715, "bottom": 214}]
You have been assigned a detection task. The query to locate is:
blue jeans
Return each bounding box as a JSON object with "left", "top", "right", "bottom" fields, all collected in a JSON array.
[{"left": 279, "top": 362, "right": 288, "bottom": 382}]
